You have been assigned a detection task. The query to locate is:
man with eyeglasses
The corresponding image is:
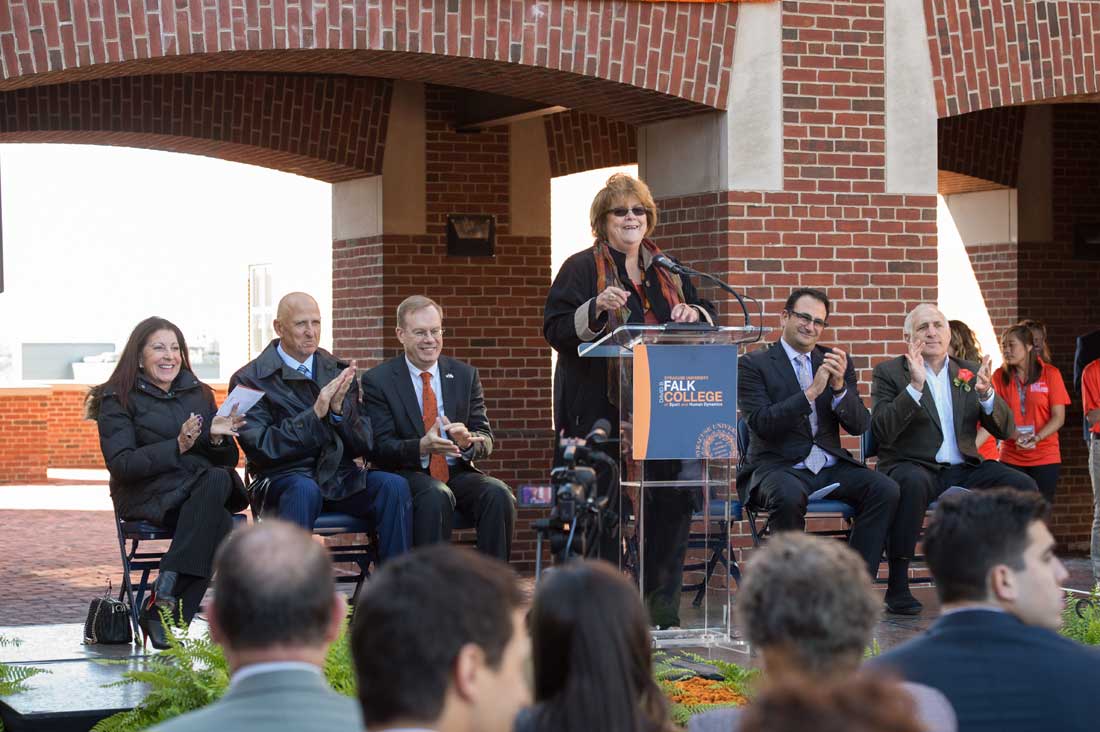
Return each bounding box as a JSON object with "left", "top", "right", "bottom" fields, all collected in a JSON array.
[
  {"left": 361, "top": 295, "right": 516, "bottom": 560},
  {"left": 738, "top": 288, "right": 904, "bottom": 604},
  {"left": 871, "top": 303, "right": 1036, "bottom": 614}
]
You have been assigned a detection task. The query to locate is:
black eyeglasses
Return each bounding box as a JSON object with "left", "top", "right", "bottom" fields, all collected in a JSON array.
[
  {"left": 787, "top": 310, "right": 828, "bottom": 329},
  {"left": 608, "top": 206, "right": 648, "bottom": 218}
]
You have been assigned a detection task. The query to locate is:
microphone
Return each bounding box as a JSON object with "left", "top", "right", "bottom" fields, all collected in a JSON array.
[
  {"left": 651, "top": 253, "right": 694, "bottom": 276},
  {"left": 651, "top": 253, "right": 757, "bottom": 328},
  {"left": 585, "top": 418, "right": 612, "bottom": 444}
]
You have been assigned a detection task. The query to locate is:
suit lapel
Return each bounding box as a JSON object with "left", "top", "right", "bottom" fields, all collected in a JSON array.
[
  {"left": 391, "top": 358, "right": 426, "bottom": 436},
  {"left": 903, "top": 357, "right": 943, "bottom": 434},
  {"left": 770, "top": 342, "right": 803, "bottom": 397},
  {"left": 439, "top": 357, "right": 460, "bottom": 421},
  {"left": 948, "top": 358, "right": 967, "bottom": 438}
]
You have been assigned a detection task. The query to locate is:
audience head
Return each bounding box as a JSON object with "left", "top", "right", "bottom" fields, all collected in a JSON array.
[
  {"left": 89, "top": 316, "right": 194, "bottom": 412},
  {"left": 948, "top": 319, "right": 983, "bottom": 363},
  {"left": 274, "top": 292, "right": 322, "bottom": 363},
  {"left": 351, "top": 545, "right": 530, "bottom": 732},
  {"left": 527, "top": 560, "right": 673, "bottom": 732},
  {"left": 589, "top": 172, "right": 658, "bottom": 243},
  {"left": 1018, "top": 318, "right": 1052, "bottom": 362},
  {"left": 904, "top": 304, "right": 951, "bottom": 363},
  {"left": 779, "top": 288, "right": 831, "bottom": 354},
  {"left": 999, "top": 324, "right": 1041, "bottom": 386},
  {"left": 396, "top": 295, "right": 445, "bottom": 371},
  {"left": 739, "top": 674, "right": 924, "bottom": 732},
  {"left": 924, "top": 488, "right": 1067, "bottom": 630},
  {"left": 737, "top": 533, "right": 879, "bottom": 676},
  {"left": 208, "top": 520, "right": 344, "bottom": 668}
]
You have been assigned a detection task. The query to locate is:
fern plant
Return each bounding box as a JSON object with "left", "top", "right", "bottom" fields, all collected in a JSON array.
[
  {"left": 1061, "top": 585, "right": 1100, "bottom": 647},
  {"left": 0, "top": 634, "right": 51, "bottom": 732}
]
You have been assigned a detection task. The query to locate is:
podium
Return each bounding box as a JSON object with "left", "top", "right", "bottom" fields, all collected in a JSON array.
[{"left": 579, "top": 323, "right": 768, "bottom": 648}]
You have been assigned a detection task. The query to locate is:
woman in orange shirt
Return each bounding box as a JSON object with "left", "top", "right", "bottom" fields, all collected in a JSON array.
[
  {"left": 950, "top": 320, "right": 1000, "bottom": 461},
  {"left": 992, "top": 324, "right": 1070, "bottom": 505}
]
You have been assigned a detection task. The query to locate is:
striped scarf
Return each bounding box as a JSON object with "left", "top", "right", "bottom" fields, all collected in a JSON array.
[{"left": 592, "top": 238, "right": 687, "bottom": 406}]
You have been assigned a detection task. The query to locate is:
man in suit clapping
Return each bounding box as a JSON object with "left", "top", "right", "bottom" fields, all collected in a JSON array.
[
  {"left": 362, "top": 295, "right": 516, "bottom": 561},
  {"left": 738, "top": 288, "right": 903, "bottom": 606}
]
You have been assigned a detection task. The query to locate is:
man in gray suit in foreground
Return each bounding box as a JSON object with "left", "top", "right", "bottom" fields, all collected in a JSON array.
[{"left": 153, "top": 520, "right": 361, "bottom": 732}]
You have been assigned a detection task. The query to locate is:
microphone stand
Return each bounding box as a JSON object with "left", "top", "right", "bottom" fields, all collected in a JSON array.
[{"left": 664, "top": 259, "right": 760, "bottom": 330}]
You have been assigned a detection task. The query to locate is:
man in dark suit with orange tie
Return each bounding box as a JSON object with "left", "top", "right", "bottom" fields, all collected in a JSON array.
[
  {"left": 738, "top": 288, "right": 905, "bottom": 608},
  {"left": 361, "top": 295, "right": 516, "bottom": 561}
]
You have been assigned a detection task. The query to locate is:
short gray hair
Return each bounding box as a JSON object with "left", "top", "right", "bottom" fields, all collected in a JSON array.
[
  {"left": 736, "top": 533, "right": 878, "bottom": 674},
  {"left": 396, "top": 295, "right": 443, "bottom": 328},
  {"left": 903, "top": 303, "right": 943, "bottom": 338}
]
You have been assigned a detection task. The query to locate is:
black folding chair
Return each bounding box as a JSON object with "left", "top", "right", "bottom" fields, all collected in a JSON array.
[
  {"left": 682, "top": 496, "right": 743, "bottom": 607},
  {"left": 247, "top": 473, "right": 377, "bottom": 603},
  {"left": 114, "top": 504, "right": 247, "bottom": 639},
  {"left": 737, "top": 417, "right": 855, "bottom": 546}
]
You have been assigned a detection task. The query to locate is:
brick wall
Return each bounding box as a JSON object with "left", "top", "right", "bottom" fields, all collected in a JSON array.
[
  {"left": 0, "top": 388, "right": 50, "bottom": 483},
  {"left": 926, "top": 0, "right": 1100, "bottom": 117},
  {"left": 964, "top": 241, "right": 1019, "bottom": 338}
]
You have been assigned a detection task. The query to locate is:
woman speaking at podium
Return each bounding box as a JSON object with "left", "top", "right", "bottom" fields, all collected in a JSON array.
[{"left": 543, "top": 173, "right": 716, "bottom": 628}]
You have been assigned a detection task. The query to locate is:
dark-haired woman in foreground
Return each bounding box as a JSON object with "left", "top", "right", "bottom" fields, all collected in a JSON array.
[
  {"left": 87, "top": 317, "right": 246, "bottom": 648},
  {"left": 515, "top": 560, "right": 677, "bottom": 732}
]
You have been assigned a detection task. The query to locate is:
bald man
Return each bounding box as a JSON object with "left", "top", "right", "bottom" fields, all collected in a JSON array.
[
  {"left": 231, "top": 293, "right": 412, "bottom": 562},
  {"left": 871, "top": 303, "right": 1036, "bottom": 613}
]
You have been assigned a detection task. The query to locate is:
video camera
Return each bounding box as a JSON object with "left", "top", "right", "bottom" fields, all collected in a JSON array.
[{"left": 525, "top": 419, "right": 619, "bottom": 577}]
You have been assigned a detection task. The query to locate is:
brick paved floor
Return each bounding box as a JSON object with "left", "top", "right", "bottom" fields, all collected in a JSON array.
[{"left": 1, "top": 509, "right": 121, "bottom": 626}]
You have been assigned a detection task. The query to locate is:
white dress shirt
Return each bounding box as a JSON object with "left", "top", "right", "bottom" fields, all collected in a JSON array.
[
  {"left": 906, "top": 360, "right": 994, "bottom": 465},
  {"left": 404, "top": 357, "right": 472, "bottom": 467}
]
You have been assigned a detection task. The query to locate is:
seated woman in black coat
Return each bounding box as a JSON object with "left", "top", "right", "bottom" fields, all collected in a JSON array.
[
  {"left": 515, "top": 560, "right": 677, "bottom": 732},
  {"left": 86, "top": 317, "right": 245, "bottom": 649}
]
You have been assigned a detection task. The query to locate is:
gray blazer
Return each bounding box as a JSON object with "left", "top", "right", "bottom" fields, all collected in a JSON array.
[
  {"left": 687, "top": 681, "right": 956, "bottom": 732},
  {"left": 150, "top": 668, "right": 363, "bottom": 732}
]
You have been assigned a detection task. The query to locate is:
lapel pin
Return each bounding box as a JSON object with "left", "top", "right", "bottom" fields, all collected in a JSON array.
[{"left": 445, "top": 373, "right": 455, "bottom": 379}]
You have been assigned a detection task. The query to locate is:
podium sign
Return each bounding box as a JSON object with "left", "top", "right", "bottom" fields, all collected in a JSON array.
[{"left": 632, "top": 343, "right": 739, "bottom": 460}]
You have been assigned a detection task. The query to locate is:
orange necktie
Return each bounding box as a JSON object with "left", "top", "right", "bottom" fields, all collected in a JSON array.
[{"left": 420, "top": 371, "right": 450, "bottom": 483}]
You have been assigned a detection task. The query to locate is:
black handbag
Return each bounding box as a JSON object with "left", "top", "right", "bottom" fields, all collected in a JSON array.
[{"left": 83, "top": 581, "right": 133, "bottom": 645}]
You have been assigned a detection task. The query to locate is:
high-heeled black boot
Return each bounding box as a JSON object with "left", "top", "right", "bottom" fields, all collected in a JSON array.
[{"left": 139, "top": 570, "right": 180, "bottom": 650}]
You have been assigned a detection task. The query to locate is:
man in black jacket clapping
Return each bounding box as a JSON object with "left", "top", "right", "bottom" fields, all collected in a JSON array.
[{"left": 231, "top": 292, "right": 412, "bottom": 562}]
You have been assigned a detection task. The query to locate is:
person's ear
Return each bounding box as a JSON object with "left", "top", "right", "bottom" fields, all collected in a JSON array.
[
  {"left": 273, "top": 318, "right": 284, "bottom": 338},
  {"left": 989, "top": 564, "right": 1018, "bottom": 604},
  {"left": 452, "top": 642, "right": 485, "bottom": 703},
  {"left": 324, "top": 593, "right": 348, "bottom": 644}
]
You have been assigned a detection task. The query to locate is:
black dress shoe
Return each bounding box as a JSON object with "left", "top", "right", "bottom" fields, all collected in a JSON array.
[{"left": 884, "top": 595, "right": 924, "bottom": 616}]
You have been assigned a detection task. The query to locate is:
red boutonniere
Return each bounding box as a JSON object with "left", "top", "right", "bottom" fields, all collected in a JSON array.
[{"left": 953, "top": 368, "right": 975, "bottom": 391}]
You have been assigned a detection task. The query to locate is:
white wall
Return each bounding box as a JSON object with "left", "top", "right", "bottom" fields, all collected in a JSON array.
[{"left": 0, "top": 144, "right": 333, "bottom": 383}]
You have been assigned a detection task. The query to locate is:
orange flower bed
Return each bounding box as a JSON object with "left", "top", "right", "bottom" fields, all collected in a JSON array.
[{"left": 666, "top": 676, "right": 747, "bottom": 707}]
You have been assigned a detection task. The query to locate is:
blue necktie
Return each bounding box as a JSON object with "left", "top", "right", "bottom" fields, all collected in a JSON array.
[
  {"left": 296, "top": 364, "right": 310, "bottom": 378},
  {"left": 795, "top": 354, "right": 828, "bottom": 474}
]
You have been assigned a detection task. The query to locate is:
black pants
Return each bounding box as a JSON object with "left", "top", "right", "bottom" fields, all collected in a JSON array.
[
  {"left": 881, "top": 460, "right": 1039, "bottom": 558},
  {"left": 397, "top": 466, "right": 517, "bottom": 561},
  {"left": 642, "top": 460, "right": 701, "bottom": 628},
  {"left": 750, "top": 461, "right": 900, "bottom": 577},
  {"left": 160, "top": 468, "right": 237, "bottom": 621},
  {"left": 1004, "top": 462, "right": 1060, "bottom": 505}
]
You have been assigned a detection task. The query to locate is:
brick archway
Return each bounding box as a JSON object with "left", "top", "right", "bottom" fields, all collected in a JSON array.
[
  {"left": 0, "top": 2, "right": 736, "bottom": 123},
  {"left": 927, "top": 0, "right": 1100, "bottom": 118}
]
